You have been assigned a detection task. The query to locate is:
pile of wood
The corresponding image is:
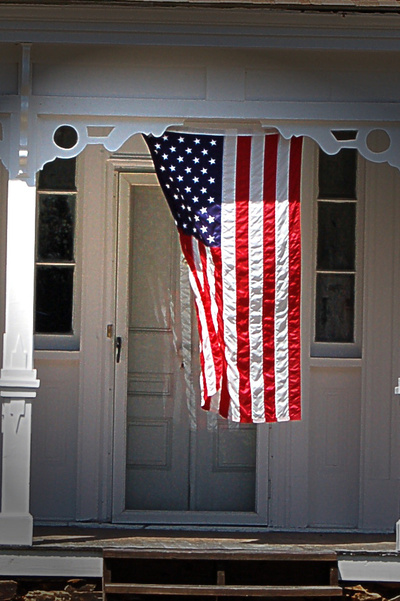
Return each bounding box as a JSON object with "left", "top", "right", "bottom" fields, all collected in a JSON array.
[
  {"left": 0, "top": 579, "right": 101, "bottom": 601},
  {"left": 1, "top": 579, "right": 400, "bottom": 601},
  {"left": 345, "top": 584, "right": 400, "bottom": 601}
]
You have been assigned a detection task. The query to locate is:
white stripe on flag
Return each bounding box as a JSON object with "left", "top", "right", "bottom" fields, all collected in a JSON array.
[
  {"left": 192, "top": 238, "right": 203, "bottom": 288},
  {"left": 204, "top": 245, "right": 221, "bottom": 414},
  {"left": 189, "top": 238, "right": 217, "bottom": 401},
  {"left": 248, "top": 136, "right": 266, "bottom": 422},
  {"left": 179, "top": 256, "right": 197, "bottom": 430},
  {"left": 205, "top": 245, "right": 219, "bottom": 335},
  {"left": 221, "top": 135, "right": 240, "bottom": 422},
  {"left": 274, "top": 137, "right": 290, "bottom": 421}
]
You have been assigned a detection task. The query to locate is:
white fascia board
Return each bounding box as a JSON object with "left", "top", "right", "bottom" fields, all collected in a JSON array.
[
  {"left": 31, "top": 96, "right": 400, "bottom": 123},
  {"left": 1, "top": 550, "right": 400, "bottom": 581},
  {"left": 0, "top": 7, "right": 400, "bottom": 50},
  {"left": 338, "top": 554, "right": 400, "bottom": 582},
  {"left": 0, "top": 550, "right": 102, "bottom": 578}
]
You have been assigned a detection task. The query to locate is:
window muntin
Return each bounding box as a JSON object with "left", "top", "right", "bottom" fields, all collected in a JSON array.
[
  {"left": 312, "top": 148, "right": 362, "bottom": 357},
  {"left": 34, "top": 153, "right": 79, "bottom": 350}
]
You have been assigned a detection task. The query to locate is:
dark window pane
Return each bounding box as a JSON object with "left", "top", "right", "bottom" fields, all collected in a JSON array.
[
  {"left": 35, "top": 266, "right": 74, "bottom": 334},
  {"left": 317, "top": 202, "right": 356, "bottom": 271},
  {"left": 315, "top": 273, "right": 354, "bottom": 343},
  {"left": 37, "top": 194, "right": 75, "bottom": 261},
  {"left": 318, "top": 149, "right": 357, "bottom": 200},
  {"left": 38, "top": 157, "right": 76, "bottom": 191}
]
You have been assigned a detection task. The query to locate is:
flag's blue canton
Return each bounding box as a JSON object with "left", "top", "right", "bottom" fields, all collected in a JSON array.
[{"left": 145, "top": 132, "right": 223, "bottom": 247}]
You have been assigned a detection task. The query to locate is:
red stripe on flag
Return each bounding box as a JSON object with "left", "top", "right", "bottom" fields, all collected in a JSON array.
[
  {"left": 287, "top": 137, "right": 302, "bottom": 420},
  {"left": 198, "top": 242, "right": 224, "bottom": 407},
  {"left": 262, "top": 134, "right": 278, "bottom": 422},
  {"left": 235, "top": 136, "right": 252, "bottom": 422},
  {"left": 198, "top": 243, "right": 213, "bottom": 411},
  {"left": 178, "top": 232, "right": 212, "bottom": 401}
]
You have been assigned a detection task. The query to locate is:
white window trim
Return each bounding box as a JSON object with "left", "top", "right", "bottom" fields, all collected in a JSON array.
[{"left": 310, "top": 146, "right": 365, "bottom": 359}]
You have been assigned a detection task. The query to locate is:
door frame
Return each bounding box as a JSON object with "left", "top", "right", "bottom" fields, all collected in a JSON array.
[{"left": 111, "top": 163, "right": 270, "bottom": 526}]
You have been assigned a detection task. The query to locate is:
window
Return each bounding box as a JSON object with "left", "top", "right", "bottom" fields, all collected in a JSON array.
[
  {"left": 34, "top": 127, "right": 79, "bottom": 350},
  {"left": 312, "top": 148, "right": 363, "bottom": 358}
]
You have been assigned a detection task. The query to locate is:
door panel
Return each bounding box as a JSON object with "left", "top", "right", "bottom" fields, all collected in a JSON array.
[
  {"left": 129, "top": 186, "right": 175, "bottom": 331},
  {"left": 125, "top": 183, "right": 190, "bottom": 511},
  {"left": 194, "top": 417, "right": 257, "bottom": 512}
]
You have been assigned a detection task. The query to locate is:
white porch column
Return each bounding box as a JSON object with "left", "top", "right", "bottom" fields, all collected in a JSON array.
[
  {"left": 0, "top": 179, "right": 39, "bottom": 546},
  {"left": 396, "top": 380, "right": 400, "bottom": 550}
]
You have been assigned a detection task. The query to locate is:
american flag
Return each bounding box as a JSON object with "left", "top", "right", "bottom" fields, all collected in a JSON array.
[{"left": 144, "top": 131, "right": 302, "bottom": 423}]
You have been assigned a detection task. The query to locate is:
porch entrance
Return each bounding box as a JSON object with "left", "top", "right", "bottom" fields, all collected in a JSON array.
[{"left": 112, "top": 168, "right": 268, "bottom": 523}]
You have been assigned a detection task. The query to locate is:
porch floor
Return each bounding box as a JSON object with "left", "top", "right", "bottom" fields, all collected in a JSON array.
[
  {"left": 0, "top": 527, "right": 398, "bottom": 582},
  {"left": 32, "top": 526, "right": 396, "bottom": 553}
]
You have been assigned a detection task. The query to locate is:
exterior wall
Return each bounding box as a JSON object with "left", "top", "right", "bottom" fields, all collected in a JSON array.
[
  {"left": 1, "top": 10, "right": 400, "bottom": 529},
  {"left": 23, "top": 137, "right": 400, "bottom": 530},
  {"left": 30, "top": 355, "right": 79, "bottom": 520},
  {"left": 361, "top": 158, "right": 400, "bottom": 530},
  {"left": 31, "top": 143, "right": 116, "bottom": 523},
  {"left": 30, "top": 45, "right": 400, "bottom": 104},
  {"left": 0, "top": 43, "right": 18, "bottom": 96},
  {"left": 29, "top": 44, "right": 400, "bottom": 121}
]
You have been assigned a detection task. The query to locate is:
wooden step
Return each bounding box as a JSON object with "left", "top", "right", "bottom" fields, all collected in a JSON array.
[
  {"left": 104, "top": 549, "right": 339, "bottom": 561},
  {"left": 105, "top": 583, "right": 343, "bottom": 597},
  {"left": 103, "top": 548, "right": 343, "bottom": 599}
]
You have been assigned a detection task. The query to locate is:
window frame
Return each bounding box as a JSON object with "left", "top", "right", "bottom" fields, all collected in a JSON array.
[
  {"left": 310, "top": 147, "right": 365, "bottom": 359},
  {"left": 34, "top": 156, "right": 82, "bottom": 351}
]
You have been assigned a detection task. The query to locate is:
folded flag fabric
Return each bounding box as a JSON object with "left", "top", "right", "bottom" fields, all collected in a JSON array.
[{"left": 144, "top": 131, "right": 302, "bottom": 423}]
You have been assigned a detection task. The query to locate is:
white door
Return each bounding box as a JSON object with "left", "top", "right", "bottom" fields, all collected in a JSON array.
[{"left": 112, "top": 168, "right": 269, "bottom": 524}]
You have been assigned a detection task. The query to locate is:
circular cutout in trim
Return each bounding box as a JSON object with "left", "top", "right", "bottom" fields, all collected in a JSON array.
[
  {"left": 366, "top": 129, "right": 391, "bottom": 154},
  {"left": 53, "top": 125, "right": 78, "bottom": 150}
]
